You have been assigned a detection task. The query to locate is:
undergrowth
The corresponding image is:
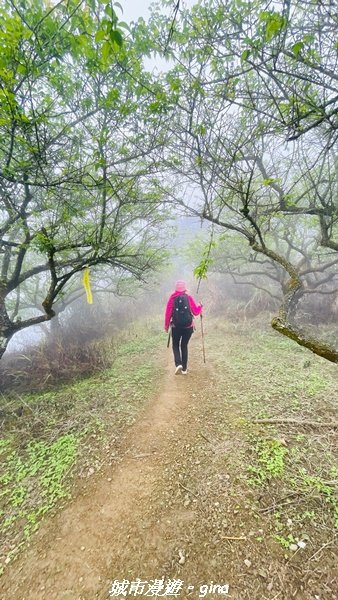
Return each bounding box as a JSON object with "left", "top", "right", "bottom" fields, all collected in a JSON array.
[
  {"left": 206, "top": 318, "right": 338, "bottom": 557},
  {"left": 0, "top": 434, "right": 78, "bottom": 563},
  {"left": 0, "top": 319, "right": 165, "bottom": 574},
  {"left": 247, "top": 437, "right": 288, "bottom": 486}
]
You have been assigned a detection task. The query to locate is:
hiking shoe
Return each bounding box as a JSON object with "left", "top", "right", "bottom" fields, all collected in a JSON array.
[
  {"left": 175, "top": 365, "right": 183, "bottom": 375},
  {"left": 182, "top": 370, "right": 188, "bottom": 375}
]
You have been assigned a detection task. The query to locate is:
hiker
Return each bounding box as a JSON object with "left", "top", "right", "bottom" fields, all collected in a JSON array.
[{"left": 164, "top": 280, "right": 202, "bottom": 375}]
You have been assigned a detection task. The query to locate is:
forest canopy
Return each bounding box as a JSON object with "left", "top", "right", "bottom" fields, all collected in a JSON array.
[{"left": 0, "top": 0, "right": 338, "bottom": 362}]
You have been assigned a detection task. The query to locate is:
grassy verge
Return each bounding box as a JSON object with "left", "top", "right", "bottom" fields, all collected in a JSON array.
[
  {"left": 0, "top": 319, "right": 165, "bottom": 574},
  {"left": 204, "top": 317, "right": 338, "bottom": 567}
]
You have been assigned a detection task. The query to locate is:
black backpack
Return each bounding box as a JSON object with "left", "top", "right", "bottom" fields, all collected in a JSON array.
[{"left": 172, "top": 294, "right": 193, "bottom": 328}]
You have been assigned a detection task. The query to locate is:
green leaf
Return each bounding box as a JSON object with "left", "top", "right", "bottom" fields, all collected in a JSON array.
[
  {"left": 241, "top": 49, "right": 251, "bottom": 62},
  {"left": 106, "top": 88, "right": 120, "bottom": 105},
  {"left": 193, "top": 257, "right": 213, "bottom": 280},
  {"left": 118, "top": 22, "right": 130, "bottom": 31},
  {"left": 262, "top": 178, "right": 277, "bottom": 186},
  {"left": 95, "top": 30, "right": 106, "bottom": 42},
  {"left": 113, "top": 2, "right": 123, "bottom": 13},
  {"left": 262, "top": 13, "right": 285, "bottom": 42},
  {"left": 76, "top": 34, "right": 88, "bottom": 48},
  {"left": 105, "top": 5, "right": 113, "bottom": 18},
  {"left": 17, "top": 64, "right": 26, "bottom": 75},
  {"left": 110, "top": 29, "right": 123, "bottom": 47},
  {"left": 259, "top": 11, "right": 270, "bottom": 21},
  {"left": 101, "top": 40, "right": 110, "bottom": 61},
  {"left": 195, "top": 124, "right": 206, "bottom": 135},
  {"left": 303, "top": 34, "right": 315, "bottom": 44},
  {"left": 291, "top": 41, "right": 304, "bottom": 56}
]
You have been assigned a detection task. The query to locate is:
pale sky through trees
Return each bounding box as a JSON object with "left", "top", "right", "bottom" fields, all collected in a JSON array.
[
  {"left": 122, "top": 1, "right": 195, "bottom": 72},
  {"left": 122, "top": 1, "right": 195, "bottom": 28},
  {"left": 122, "top": 0, "right": 152, "bottom": 24}
]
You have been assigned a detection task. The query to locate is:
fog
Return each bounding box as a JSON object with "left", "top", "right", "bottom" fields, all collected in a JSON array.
[
  {"left": 0, "top": 210, "right": 263, "bottom": 392},
  {"left": 2, "top": 189, "right": 338, "bottom": 394},
  {"left": 1, "top": 0, "right": 338, "bottom": 381}
]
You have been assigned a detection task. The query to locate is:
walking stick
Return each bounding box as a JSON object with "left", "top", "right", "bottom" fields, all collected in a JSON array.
[
  {"left": 167, "top": 327, "right": 171, "bottom": 348},
  {"left": 200, "top": 314, "right": 206, "bottom": 364}
]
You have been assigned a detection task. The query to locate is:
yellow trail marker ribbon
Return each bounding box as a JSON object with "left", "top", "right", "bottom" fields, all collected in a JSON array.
[{"left": 82, "top": 267, "right": 93, "bottom": 304}]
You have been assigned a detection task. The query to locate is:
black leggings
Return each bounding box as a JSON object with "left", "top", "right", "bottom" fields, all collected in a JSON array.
[{"left": 171, "top": 326, "right": 193, "bottom": 371}]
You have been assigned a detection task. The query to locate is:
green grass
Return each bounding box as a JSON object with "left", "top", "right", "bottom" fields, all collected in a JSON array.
[
  {"left": 204, "top": 318, "right": 338, "bottom": 555},
  {"left": 247, "top": 437, "right": 288, "bottom": 486},
  {"left": 298, "top": 469, "right": 338, "bottom": 528},
  {"left": 0, "top": 434, "right": 78, "bottom": 539},
  {"left": 0, "top": 320, "right": 165, "bottom": 571},
  {"left": 2, "top": 316, "right": 337, "bottom": 572}
]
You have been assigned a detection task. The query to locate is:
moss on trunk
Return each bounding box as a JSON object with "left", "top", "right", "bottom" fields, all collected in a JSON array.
[{"left": 271, "top": 316, "right": 338, "bottom": 364}]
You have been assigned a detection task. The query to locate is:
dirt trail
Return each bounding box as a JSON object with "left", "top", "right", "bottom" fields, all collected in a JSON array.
[
  {"left": 1, "top": 349, "right": 219, "bottom": 600},
  {"left": 2, "top": 328, "right": 337, "bottom": 600}
]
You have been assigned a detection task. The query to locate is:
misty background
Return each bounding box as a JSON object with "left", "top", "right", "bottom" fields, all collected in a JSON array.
[{"left": 1, "top": 0, "right": 338, "bottom": 389}]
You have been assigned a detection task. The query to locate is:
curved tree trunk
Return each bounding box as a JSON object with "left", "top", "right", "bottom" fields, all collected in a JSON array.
[
  {"left": 0, "top": 281, "right": 54, "bottom": 361},
  {"left": 251, "top": 242, "right": 338, "bottom": 363},
  {"left": 271, "top": 282, "right": 338, "bottom": 363},
  {"left": 271, "top": 315, "right": 338, "bottom": 363}
]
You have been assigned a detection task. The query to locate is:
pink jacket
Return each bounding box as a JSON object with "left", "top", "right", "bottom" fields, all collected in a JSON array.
[{"left": 164, "top": 291, "right": 202, "bottom": 331}]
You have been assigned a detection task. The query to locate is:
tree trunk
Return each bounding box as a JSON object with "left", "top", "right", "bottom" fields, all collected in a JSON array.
[
  {"left": 272, "top": 279, "right": 338, "bottom": 363},
  {"left": 271, "top": 315, "right": 338, "bottom": 363},
  {"left": 0, "top": 282, "right": 13, "bottom": 360},
  {"left": 0, "top": 281, "right": 54, "bottom": 361},
  {"left": 50, "top": 311, "right": 61, "bottom": 335},
  {"left": 0, "top": 337, "right": 9, "bottom": 361}
]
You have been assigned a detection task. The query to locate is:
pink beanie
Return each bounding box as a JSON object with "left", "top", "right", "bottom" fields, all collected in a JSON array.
[{"left": 175, "top": 280, "right": 186, "bottom": 292}]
